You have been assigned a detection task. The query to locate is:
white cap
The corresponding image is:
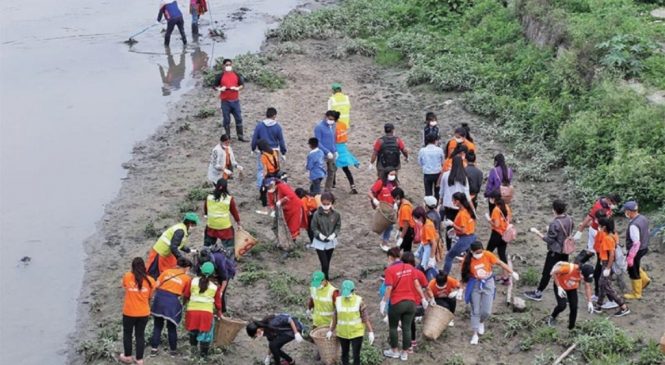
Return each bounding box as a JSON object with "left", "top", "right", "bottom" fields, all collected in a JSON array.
[{"left": 424, "top": 196, "right": 437, "bottom": 207}]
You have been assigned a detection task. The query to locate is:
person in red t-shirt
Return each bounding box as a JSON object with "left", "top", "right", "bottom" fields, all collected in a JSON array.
[
  {"left": 368, "top": 169, "right": 399, "bottom": 251},
  {"left": 213, "top": 59, "right": 246, "bottom": 141}
]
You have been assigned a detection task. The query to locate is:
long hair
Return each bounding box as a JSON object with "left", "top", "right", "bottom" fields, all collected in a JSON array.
[
  {"left": 488, "top": 190, "right": 508, "bottom": 217},
  {"left": 494, "top": 153, "right": 510, "bottom": 185},
  {"left": 461, "top": 123, "right": 473, "bottom": 142},
  {"left": 131, "top": 257, "right": 151, "bottom": 291},
  {"left": 257, "top": 139, "right": 272, "bottom": 154},
  {"left": 214, "top": 178, "right": 229, "bottom": 201},
  {"left": 461, "top": 241, "right": 484, "bottom": 283},
  {"left": 199, "top": 274, "right": 210, "bottom": 294},
  {"left": 452, "top": 191, "right": 476, "bottom": 220},
  {"left": 448, "top": 156, "right": 467, "bottom": 187},
  {"left": 381, "top": 168, "right": 399, "bottom": 186},
  {"left": 246, "top": 315, "right": 277, "bottom": 337}
]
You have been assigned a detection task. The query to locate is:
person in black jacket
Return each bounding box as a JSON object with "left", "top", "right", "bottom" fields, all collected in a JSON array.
[
  {"left": 246, "top": 314, "right": 305, "bottom": 365},
  {"left": 465, "top": 151, "right": 483, "bottom": 209}
]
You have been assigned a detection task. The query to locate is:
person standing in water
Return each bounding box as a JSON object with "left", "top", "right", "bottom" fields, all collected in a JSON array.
[
  {"left": 157, "top": 0, "right": 187, "bottom": 48},
  {"left": 189, "top": 0, "right": 207, "bottom": 39}
]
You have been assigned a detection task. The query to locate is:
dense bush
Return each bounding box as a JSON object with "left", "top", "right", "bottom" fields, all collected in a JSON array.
[{"left": 273, "top": 0, "right": 665, "bottom": 209}]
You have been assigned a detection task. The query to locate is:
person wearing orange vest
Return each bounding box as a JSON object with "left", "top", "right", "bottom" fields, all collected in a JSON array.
[
  {"left": 149, "top": 258, "right": 193, "bottom": 357},
  {"left": 145, "top": 213, "right": 200, "bottom": 280},
  {"left": 213, "top": 59, "right": 246, "bottom": 141},
  {"left": 545, "top": 262, "right": 594, "bottom": 329},
  {"left": 184, "top": 262, "right": 222, "bottom": 357},
  {"left": 207, "top": 134, "right": 243, "bottom": 184},
  {"left": 119, "top": 258, "right": 156, "bottom": 365}
]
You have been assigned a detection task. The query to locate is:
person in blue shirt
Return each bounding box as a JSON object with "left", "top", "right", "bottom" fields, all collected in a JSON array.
[
  {"left": 306, "top": 138, "right": 327, "bottom": 194},
  {"left": 251, "top": 107, "right": 287, "bottom": 189},
  {"left": 314, "top": 111, "right": 338, "bottom": 193},
  {"left": 157, "top": 0, "right": 187, "bottom": 48},
  {"left": 417, "top": 133, "right": 444, "bottom": 201}
]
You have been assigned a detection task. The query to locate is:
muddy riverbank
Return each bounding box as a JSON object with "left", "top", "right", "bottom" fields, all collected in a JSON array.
[{"left": 73, "top": 20, "right": 665, "bottom": 365}]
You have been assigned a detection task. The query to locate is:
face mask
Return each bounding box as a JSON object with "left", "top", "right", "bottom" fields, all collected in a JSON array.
[
  {"left": 387, "top": 175, "right": 396, "bottom": 181},
  {"left": 429, "top": 121, "right": 437, "bottom": 127},
  {"left": 472, "top": 252, "right": 483, "bottom": 259},
  {"left": 224, "top": 66, "right": 232, "bottom": 72},
  {"left": 393, "top": 203, "right": 399, "bottom": 210},
  {"left": 327, "top": 119, "right": 335, "bottom": 125},
  {"left": 321, "top": 204, "right": 332, "bottom": 211},
  {"left": 455, "top": 137, "right": 464, "bottom": 143}
]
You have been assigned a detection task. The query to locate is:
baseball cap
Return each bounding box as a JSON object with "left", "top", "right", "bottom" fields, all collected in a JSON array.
[
  {"left": 341, "top": 280, "right": 355, "bottom": 297},
  {"left": 311, "top": 271, "right": 325, "bottom": 288}
]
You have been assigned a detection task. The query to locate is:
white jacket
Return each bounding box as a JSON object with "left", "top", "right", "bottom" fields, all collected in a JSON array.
[
  {"left": 439, "top": 171, "right": 471, "bottom": 209},
  {"left": 207, "top": 143, "right": 239, "bottom": 183}
]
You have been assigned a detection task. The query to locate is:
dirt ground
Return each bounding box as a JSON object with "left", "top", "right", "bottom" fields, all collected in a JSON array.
[{"left": 71, "top": 33, "right": 665, "bottom": 365}]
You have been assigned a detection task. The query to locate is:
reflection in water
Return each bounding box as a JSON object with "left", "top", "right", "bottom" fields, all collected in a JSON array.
[
  {"left": 159, "top": 50, "right": 186, "bottom": 96},
  {"left": 191, "top": 46, "right": 209, "bottom": 77}
]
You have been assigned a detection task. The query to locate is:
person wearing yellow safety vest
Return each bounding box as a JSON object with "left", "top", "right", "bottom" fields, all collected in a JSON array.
[
  {"left": 183, "top": 262, "right": 222, "bottom": 358},
  {"left": 328, "top": 83, "right": 351, "bottom": 128},
  {"left": 328, "top": 280, "right": 374, "bottom": 365},
  {"left": 203, "top": 178, "right": 242, "bottom": 258},
  {"left": 307, "top": 271, "right": 339, "bottom": 329},
  {"left": 146, "top": 212, "right": 200, "bottom": 280}
]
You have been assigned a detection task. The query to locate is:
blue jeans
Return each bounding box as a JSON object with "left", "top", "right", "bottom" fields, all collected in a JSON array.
[
  {"left": 443, "top": 234, "right": 476, "bottom": 274},
  {"left": 382, "top": 225, "right": 393, "bottom": 242},
  {"left": 416, "top": 244, "right": 432, "bottom": 270},
  {"left": 221, "top": 100, "right": 243, "bottom": 130},
  {"left": 310, "top": 178, "right": 323, "bottom": 194}
]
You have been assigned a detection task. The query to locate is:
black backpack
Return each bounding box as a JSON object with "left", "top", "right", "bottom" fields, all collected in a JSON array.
[{"left": 379, "top": 136, "right": 400, "bottom": 167}]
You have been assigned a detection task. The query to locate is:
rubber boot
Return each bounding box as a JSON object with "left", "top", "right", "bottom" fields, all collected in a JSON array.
[
  {"left": 191, "top": 24, "right": 199, "bottom": 41},
  {"left": 236, "top": 125, "right": 247, "bottom": 142},
  {"left": 224, "top": 126, "right": 231, "bottom": 138},
  {"left": 623, "top": 279, "right": 642, "bottom": 299},
  {"left": 199, "top": 342, "right": 210, "bottom": 357},
  {"left": 640, "top": 268, "right": 651, "bottom": 289}
]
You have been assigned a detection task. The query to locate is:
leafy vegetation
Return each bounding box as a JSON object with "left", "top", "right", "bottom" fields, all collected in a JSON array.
[
  {"left": 273, "top": 0, "right": 665, "bottom": 209},
  {"left": 204, "top": 53, "right": 286, "bottom": 91}
]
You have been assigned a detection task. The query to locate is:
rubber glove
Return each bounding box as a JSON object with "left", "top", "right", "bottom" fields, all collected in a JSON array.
[
  {"left": 456, "top": 289, "right": 464, "bottom": 301},
  {"left": 602, "top": 268, "right": 610, "bottom": 277},
  {"left": 429, "top": 298, "right": 436, "bottom": 306},
  {"left": 189, "top": 248, "right": 198, "bottom": 254},
  {"left": 237, "top": 165, "right": 244, "bottom": 171},
  {"left": 529, "top": 227, "right": 539, "bottom": 234},
  {"left": 368, "top": 332, "right": 375, "bottom": 345},
  {"left": 220, "top": 86, "right": 227, "bottom": 91},
  {"left": 448, "top": 290, "right": 459, "bottom": 299},
  {"left": 264, "top": 355, "right": 271, "bottom": 365},
  {"left": 484, "top": 213, "right": 491, "bottom": 222},
  {"left": 276, "top": 200, "right": 282, "bottom": 207},
  {"left": 318, "top": 233, "right": 327, "bottom": 241},
  {"left": 573, "top": 231, "right": 583, "bottom": 241},
  {"left": 326, "top": 330, "right": 333, "bottom": 340},
  {"left": 557, "top": 286, "right": 567, "bottom": 299},
  {"left": 367, "top": 162, "right": 374, "bottom": 171},
  {"left": 511, "top": 271, "right": 520, "bottom": 281},
  {"left": 379, "top": 300, "right": 386, "bottom": 315},
  {"left": 427, "top": 257, "right": 437, "bottom": 269},
  {"left": 443, "top": 219, "right": 454, "bottom": 227},
  {"left": 155, "top": 20, "right": 161, "bottom": 25},
  {"left": 305, "top": 309, "right": 312, "bottom": 319},
  {"left": 372, "top": 198, "right": 380, "bottom": 207},
  {"left": 587, "top": 301, "right": 594, "bottom": 314},
  {"left": 223, "top": 169, "right": 233, "bottom": 176},
  {"left": 334, "top": 152, "right": 339, "bottom": 159},
  {"left": 280, "top": 154, "right": 286, "bottom": 162},
  {"left": 294, "top": 333, "right": 304, "bottom": 343},
  {"left": 327, "top": 233, "right": 336, "bottom": 241},
  {"left": 327, "top": 152, "right": 334, "bottom": 160},
  {"left": 269, "top": 211, "right": 276, "bottom": 218},
  {"left": 396, "top": 237, "right": 404, "bottom": 246},
  {"left": 421, "top": 297, "right": 429, "bottom": 310}
]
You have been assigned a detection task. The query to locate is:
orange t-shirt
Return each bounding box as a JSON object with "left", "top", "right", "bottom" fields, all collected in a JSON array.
[
  {"left": 428, "top": 277, "right": 460, "bottom": 298},
  {"left": 555, "top": 263, "right": 582, "bottom": 291},
  {"left": 469, "top": 251, "right": 499, "bottom": 279},
  {"left": 597, "top": 232, "right": 618, "bottom": 261},
  {"left": 442, "top": 157, "right": 468, "bottom": 172},
  {"left": 593, "top": 230, "right": 605, "bottom": 255},
  {"left": 454, "top": 208, "right": 476, "bottom": 235},
  {"left": 421, "top": 219, "right": 438, "bottom": 246},
  {"left": 335, "top": 122, "right": 349, "bottom": 144},
  {"left": 156, "top": 267, "right": 191, "bottom": 296},
  {"left": 490, "top": 205, "right": 512, "bottom": 235},
  {"left": 446, "top": 138, "right": 476, "bottom": 157},
  {"left": 122, "top": 272, "right": 156, "bottom": 317},
  {"left": 301, "top": 196, "right": 319, "bottom": 214},
  {"left": 261, "top": 151, "right": 280, "bottom": 176},
  {"left": 397, "top": 200, "right": 416, "bottom": 229}
]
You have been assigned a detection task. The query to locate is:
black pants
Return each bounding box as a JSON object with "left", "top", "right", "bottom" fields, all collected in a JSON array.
[
  {"left": 434, "top": 297, "right": 457, "bottom": 314},
  {"left": 269, "top": 333, "right": 294, "bottom": 363},
  {"left": 150, "top": 316, "right": 177, "bottom": 351},
  {"left": 334, "top": 166, "right": 355, "bottom": 187},
  {"left": 486, "top": 230, "right": 508, "bottom": 264},
  {"left": 423, "top": 173, "right": 440, "bottom": 200},
  {"left": 123, "top": 315, "right": 149, "bottom": 360},
  {"left": 189, "top": 331, "right": 210, "bottom": 356},
  {"left": 400, "top": 227, "right": 415, "bottom": 252},
  {"left": 551, "top": 285, "right": 578, "bottom": 329},
  {"left": 260, "top": 186, "right": 268, "bottom": 207},
  {"left": 537, "top": 251, "right": 569, "bottom": 292},
  {"left": 443, "top": 208, "right": 459, "bottom": 250},
  {"left": 316, "top": 248, "right": 334, "bottom": 280},
  {"left": 164, "top": 17, "right": 186, "bottom": 47},
  {"left": 593, "top": 254, "right": 602, "bottom": 296},
  {"left": 627, "top": 249, "right": 648, "bottom": 279},
  {"left": 339, "top": 336, "right": 363, "bottom": 365}
]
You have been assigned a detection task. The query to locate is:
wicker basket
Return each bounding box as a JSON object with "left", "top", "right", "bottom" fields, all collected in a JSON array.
[
  {"left": 234, "top": 228, "right": 257, "bottom": 259},
  {"left": 371, "top": 201, "right": 396, "bottom": 234},
  {"left": 422, "top": 304, "right": 454, "bottom": 340},
  {"left": 310, "top": 327, "right": 340, "bottom": 365},
  {"left": 213, "top": 316, "right": 248, "bottom": 347}
]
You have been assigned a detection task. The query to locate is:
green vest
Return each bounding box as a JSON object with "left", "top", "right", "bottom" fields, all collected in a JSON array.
[
  {"left": 311, "top": 283, "right": 336, "bottom": 327},
  {"left": 329, "top": 92, "right": 351, "bottom": 127},
  {"left": 153, "top": 223, "right": 189, "bottom": 257},
  {"left": 186, "top": 277, "right": 218, "bottom": 313},
  {"left": 335, "top": 294, "right": 365, "bottom": 339},
  {"left": 206, "top": 194, "right": 232, "bottom": 230}
]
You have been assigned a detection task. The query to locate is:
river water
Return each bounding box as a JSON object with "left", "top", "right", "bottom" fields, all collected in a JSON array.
[{"left": 0, "top": 0, "right": 300, "bottom": 363}]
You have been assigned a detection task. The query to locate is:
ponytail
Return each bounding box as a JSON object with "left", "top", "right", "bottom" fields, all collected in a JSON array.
[
  {"left": 198, "top": 275, "right": 210, "bottom": 294},
  {"left": 214, "top": 178, "right": 229, "bottom": 201},
  {"left": 461, "top": 123, "right": 473, "bottom": 143},
  {"left": 461, "top": 251, "right": 472, "bottom": 283},
  {"left": 452, "top": 192, "right": 476, "bottom": 220},
  {"left": 131, "top": 257, "right": 151, "bottom": 291}
]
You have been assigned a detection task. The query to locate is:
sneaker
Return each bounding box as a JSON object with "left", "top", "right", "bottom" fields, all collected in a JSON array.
[
  {"left": 524, "top": 290, "right": 543, "bottom": 301},
  {"left": 169, "top": 350, "right": 178, "bottom": 358},
  {"left": 448, "top": 320, "right": 455, "bottom": 327},
  {"left": 592, "top": 304, "right": 603, "bottom": 314},
  {"left": 614, "top": 307, "right": 631, "bottom": 317},
  {"left": 383, "top": 349, "right": 400, "bottom": 359},
  {"left": 150, "top": 348, "right": 158, "bottom": 357},
  {"left": 601, "top": 300, "right": 619, "bottom": 310},
  {"left": 470, "top": 333, "right": 479, "bottom": 345},
  {"left": 380, "top": 244, "right": 390, "bottom": 252},
  {"left": 350, "top": 186, "right": 358, "bottom": 194},
  {"left": 406, "top": 346, "right": 414, "bottom": 354},
  {"left": 400, "top": 352, "right": 408, "bottom": 361},
  {"left": 591, "top": 295, "right": 598, "bottom": 303},
  {"left": 546, "top": 316, "right": 557, "bottom": 327},
  {"left": 135, "top": 360, "right": 144, "bottom": 365},
  {"left": 478, "top": 323, "right": 485, "bottom": 335}
]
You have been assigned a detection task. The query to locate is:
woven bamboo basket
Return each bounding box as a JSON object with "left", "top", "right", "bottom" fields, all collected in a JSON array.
[
  {"left": 422, "top": 304, "right": 454, "bottom": 340},
  {"left": 371, "top": 201, "right": 396, "bottom": 234},
  {"left": 213, "top": 316, "right": 247, "bottom": 347},
  {"left": 234, "top": 228, "right": 257, "bottom": 259},
  {"left": 310, "top": 327, "right": 340, "bottom": 365}
]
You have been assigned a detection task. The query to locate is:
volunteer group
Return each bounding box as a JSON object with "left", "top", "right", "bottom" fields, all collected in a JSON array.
[{"left": 117, "top": 57, "right": 653, "bottom": 365}]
